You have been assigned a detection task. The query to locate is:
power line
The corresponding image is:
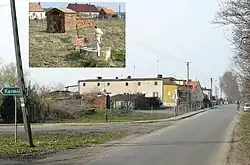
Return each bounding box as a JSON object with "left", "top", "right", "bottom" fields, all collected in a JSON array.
[{"left": 127, "top": 32, "right": 186, "bottom": 63}]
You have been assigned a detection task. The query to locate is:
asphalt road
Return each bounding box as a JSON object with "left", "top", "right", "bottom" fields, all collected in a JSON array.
[{"left": 73, "top": 105, "right": 237, "bottom": 165}]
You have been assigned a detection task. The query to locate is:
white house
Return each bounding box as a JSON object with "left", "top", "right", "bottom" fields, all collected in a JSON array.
[{"left": 29, "top": 2, "right": 45, "bottom": 20}]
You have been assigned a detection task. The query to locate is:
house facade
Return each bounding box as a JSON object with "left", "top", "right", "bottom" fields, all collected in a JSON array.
[
  {"left": 67, "top": 3, "right": 99, "bottom": 18},
  {"left": 77, "top": 76, "right": 164, "bottom": 101},
  {"left": 99, "top": 8, "right": 117, "bottom": 19},
  {"left": 29, "top": 2, "right": 45, "bottom": 20}
]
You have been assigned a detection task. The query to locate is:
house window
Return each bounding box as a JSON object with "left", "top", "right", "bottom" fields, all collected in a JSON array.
[
  {"left": 138, "top": 82, "right": 141, "bottom": 86},
  {"left": 125, "top": 82, "right": 128, "bottom": 86},
  {"left": 154, "top": 82, "right": 158, "bottom": 85},
  {"left": 97, "top": 83, "right": 100, "bottom": 86},
  {"left": 168, "top": 92, "right": 171, "bottom": 98},
  {"left": 83, "top": 83, "right": 86, "bottom": 86},
  {"left": 153, "top": 92, "right": 159, "bottom": 97},
  {"left": 107, "top": 82, "right": 110, "bottom": 86}
]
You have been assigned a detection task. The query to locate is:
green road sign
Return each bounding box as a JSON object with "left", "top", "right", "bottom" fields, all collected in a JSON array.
[{"left": 0, "top": 87, "right": 20, "bottom": 96}]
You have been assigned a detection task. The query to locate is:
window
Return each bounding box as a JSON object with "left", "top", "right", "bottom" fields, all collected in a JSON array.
[
  {"left": 97, "top": 83, "right": 100, "bottom": 86},
  {"left": 154, "top": 82, "right": 158, "bottom": 85},
  {"left": 125, "top": 82, "right": 128, "bottom": 86},
  {"left": 83, "top": 83, "right": 86, "bottom": 86},
  {"left": 138, "top": 82, "right": 141, "bottom": 86},
  {"left": 107, "top": 82, "right": 110, "bottom": 86},
  {"left": 153, "top": 92, "right": 159, "bottom": 97}
]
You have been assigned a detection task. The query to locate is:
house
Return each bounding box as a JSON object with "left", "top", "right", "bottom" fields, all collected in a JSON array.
[
  {"left": 67, "top": 3, "right": 99, "bottom": 18},
  {"left": 185, "top": 80, "right": 204, "bottom": 103},
  {"left": 202, "top": 87, "right": 212, "bottom": 100},
  {"left": 110, "top": 94, "right": 162, "bottom": 110},
  {"left": 99, "top": 8, "right": 117, "bottom": 19},
  {"left": 29, "top": 2, "right": 45, "bottom": 20},
  {"left": 163, "top": 78, "right": 191, "bottom": 107},
  {"left": 65, "top": 85, "right": 79, "bottom": 93},
  {"left": 46, "top": 8, "right": 93, "bottom": 33},
  {"left": 77, "top": 75, "right": 164, "bottom": 101}
]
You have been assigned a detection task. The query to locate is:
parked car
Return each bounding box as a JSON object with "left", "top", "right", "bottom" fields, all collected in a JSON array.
[{"left": 243, "top": 103, "right": 250, "bottom": 112}]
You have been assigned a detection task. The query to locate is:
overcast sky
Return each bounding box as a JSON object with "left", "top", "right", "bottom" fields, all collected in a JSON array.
[
  {"left": 0, "top": 0, "right": 232, "bottom": 89},
  {"left": 41, "top": 2, "right": 125, "bottom": 12}
]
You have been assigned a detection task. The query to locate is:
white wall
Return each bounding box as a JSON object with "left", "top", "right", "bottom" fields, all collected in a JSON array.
[
  {"left": 79, "top": 79, "right": 163, "bottom": 99},
  {"left": 29, "top": 12, "right": 45, "bottom": 20},
  {"left": 65, "top": 85, "right": 79, "bottom": 93}
]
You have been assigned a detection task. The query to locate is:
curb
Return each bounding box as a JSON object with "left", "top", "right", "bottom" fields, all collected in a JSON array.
[{"left": 130, "top": 109, "right": 209, "bottom": 124}]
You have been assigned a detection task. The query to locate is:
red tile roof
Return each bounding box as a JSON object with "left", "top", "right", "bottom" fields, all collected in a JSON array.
[
  {"left": 29, "top": 2, "right": 44, "bottom": 12},
  {"left": 102, "top": 8, "right": 115, "bottom": 15},
  {"left": 184, "top": 81, "right": 198, "bottom": 92},
  {"left": 67, "top": 3, "right": 98, "bottom": 13}
]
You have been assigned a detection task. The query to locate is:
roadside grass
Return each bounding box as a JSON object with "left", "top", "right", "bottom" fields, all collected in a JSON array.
[
  {"left": 238, "top": 112, "right": 250, "bottom": 160},
  {"left": 59, "top": 109, "right": 169, "bottom": 123},
  {"left": 29, "top": 19, "right": 125, "bottom": 68},
  {"left": 0, "top": 131, "right": 126, "bottom": 157}
]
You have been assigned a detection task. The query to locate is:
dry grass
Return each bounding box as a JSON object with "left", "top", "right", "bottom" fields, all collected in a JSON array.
[{"left": 29, "top": 19, "right": 125, "bottom": 68}]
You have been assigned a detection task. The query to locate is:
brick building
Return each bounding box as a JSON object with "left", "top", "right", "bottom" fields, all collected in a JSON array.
[
  {"left": 29, "top": 2, "right": 45, "bottom": 20},
  {"left": 46, "top": 7, "right": 93, "bottom": 33},
  {"left": 46, "top": 8, "right": 77, "bottom": 33},
  {"left": 67, "top": 3, "right": 99, "bottom": 18}
]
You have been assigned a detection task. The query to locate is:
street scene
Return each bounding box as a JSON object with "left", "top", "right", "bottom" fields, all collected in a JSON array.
[
  {"left": 29, "top": 2, "right": 126, "bottom": 68},
  {"left": 0, "top": 0, "right": 250, "bottom": 165}
]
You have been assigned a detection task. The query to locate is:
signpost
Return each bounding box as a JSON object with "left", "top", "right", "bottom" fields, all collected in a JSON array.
[{"left": 1, "top": 87, "right": 20, "bottom": 143}]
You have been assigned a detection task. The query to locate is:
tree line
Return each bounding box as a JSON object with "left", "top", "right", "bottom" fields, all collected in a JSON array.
[
  {"left": 214, "top": 0, "right": 249, "bottom": 100},
  {"left": 0, "top": 62, "right": 65, "bottom": 123}
]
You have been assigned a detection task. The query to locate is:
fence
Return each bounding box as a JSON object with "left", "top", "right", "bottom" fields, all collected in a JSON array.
[{"left": 108, "top": 102, "right": 204, "bottom": 118}]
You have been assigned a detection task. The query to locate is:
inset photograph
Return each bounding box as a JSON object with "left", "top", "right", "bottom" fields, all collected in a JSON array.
[{"left": 29, "top": 2, "right": 126, "bottom": 68}]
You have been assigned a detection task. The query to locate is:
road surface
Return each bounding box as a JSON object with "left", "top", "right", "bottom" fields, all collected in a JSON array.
[
  {"left": 0, "top": 105, "right": 238, "bottom": 165},
  {"left": 34, "top": 105, "right": 237, "bottom": 165},
  {"left": 75, "top": 105, "right": 237, "bottom": 165}
]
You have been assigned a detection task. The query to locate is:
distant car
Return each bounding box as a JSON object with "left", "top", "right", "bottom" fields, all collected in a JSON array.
[{"left": 243, "top": 103, "right": 250, "bottom": 112}]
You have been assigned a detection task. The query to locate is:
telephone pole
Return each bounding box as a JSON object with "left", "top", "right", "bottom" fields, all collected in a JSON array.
[
  {"left": 210, "top": 78, "right": 213, "bottom": 100},
  {"left": 10, "top": 0, "right": 34, "bottom": 147},
  {"left": 186, "top": 62, "right": 191, "bottom": 106}
]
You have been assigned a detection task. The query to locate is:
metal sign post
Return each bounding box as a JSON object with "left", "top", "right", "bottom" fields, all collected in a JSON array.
[
  {"left": 14, "top": 95, "right": 17, "bottom": 143},
  {"left": 0, "top": 87, "right": 20, "bottom": 144}
]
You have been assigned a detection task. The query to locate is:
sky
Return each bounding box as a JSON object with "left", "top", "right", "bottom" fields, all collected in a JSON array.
[
  {"left": 41, "top": 2, "right": 125, "bottom": 12},
  {"left": 0, "top": 0, "right": 233, "bottom": 91}
]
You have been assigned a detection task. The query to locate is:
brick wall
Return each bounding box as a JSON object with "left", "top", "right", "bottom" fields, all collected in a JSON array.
[
  {"left": 64, "top": 13, "right": 77, "bottom": 30},
  {"left": 76, "top": 17, "right": 93, "bottom": 28},
  {"left": 84, "top": 95, "right": 108, "bottom": 109}
]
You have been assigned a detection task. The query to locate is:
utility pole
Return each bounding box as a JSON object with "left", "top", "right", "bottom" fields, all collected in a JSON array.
[
  {"left": 157, "top": 59, "right": 159, "bottom": 74},
  {"left": 220, "top": 82, "right": 222, "bottom": 98},
  {"left": 186, "top": 62, "right": 191, "bottom": 107},
  {"left": 10, "top": 0, "right": 34, "bottom": 147},
  {"left": 210, "top": 78, "right": 213, "bottom": 100}
]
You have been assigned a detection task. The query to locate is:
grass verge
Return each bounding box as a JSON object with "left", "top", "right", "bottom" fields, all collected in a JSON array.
[
  {"left": 29, "top": 19, "right": 125, "bottom": 67},
  {"left": 59, "top": 109, "right": 169, "bottom": 123},
  {"left": 237, "top": 112, "right": 250, "bottom": 161},
  {"left": 0, "top": 131, "right": 126, "bottom": 158}
]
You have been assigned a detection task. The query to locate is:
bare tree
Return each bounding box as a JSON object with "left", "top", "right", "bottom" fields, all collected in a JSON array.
[{"left": 213, "top": 0, "right": 250, "bottom": 100}]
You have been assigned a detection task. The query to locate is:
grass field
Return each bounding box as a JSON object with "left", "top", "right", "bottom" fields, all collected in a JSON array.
[
  {"left": 59, "top": 109, "right": 169, "bottom": 123},
  {"left": 0, "top": 132, "right": 126, "bottom": 157},
  {"left": 29, "top": 19, "right": 125, "bottom": 68},
  {"left": 237, "top": 112, "right": 250, "bottom": 162}
]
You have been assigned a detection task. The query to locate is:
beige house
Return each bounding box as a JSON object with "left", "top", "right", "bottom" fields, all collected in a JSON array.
[{"left": 77, "top": 76, "right": 164, "bottom": 100}]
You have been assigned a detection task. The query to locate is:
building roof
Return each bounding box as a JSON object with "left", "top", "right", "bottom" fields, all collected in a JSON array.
[
  {"left": 67, "top": 3, "right": 99, "bottom": 13},
  {"left": 29, "top": 2, "right": 44, "bottom": 12},
  {"left": 183, "top": 80, "right": 200, "bottom": 92},
  {"left": 101, "top": 8, "right": 115, "bottom": 14},
  {"left": 77, "top": 76, "right": 177, "bottom": 83},
  {"left": 46, "top": 8, "right": 77, "bottom": 14}
]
